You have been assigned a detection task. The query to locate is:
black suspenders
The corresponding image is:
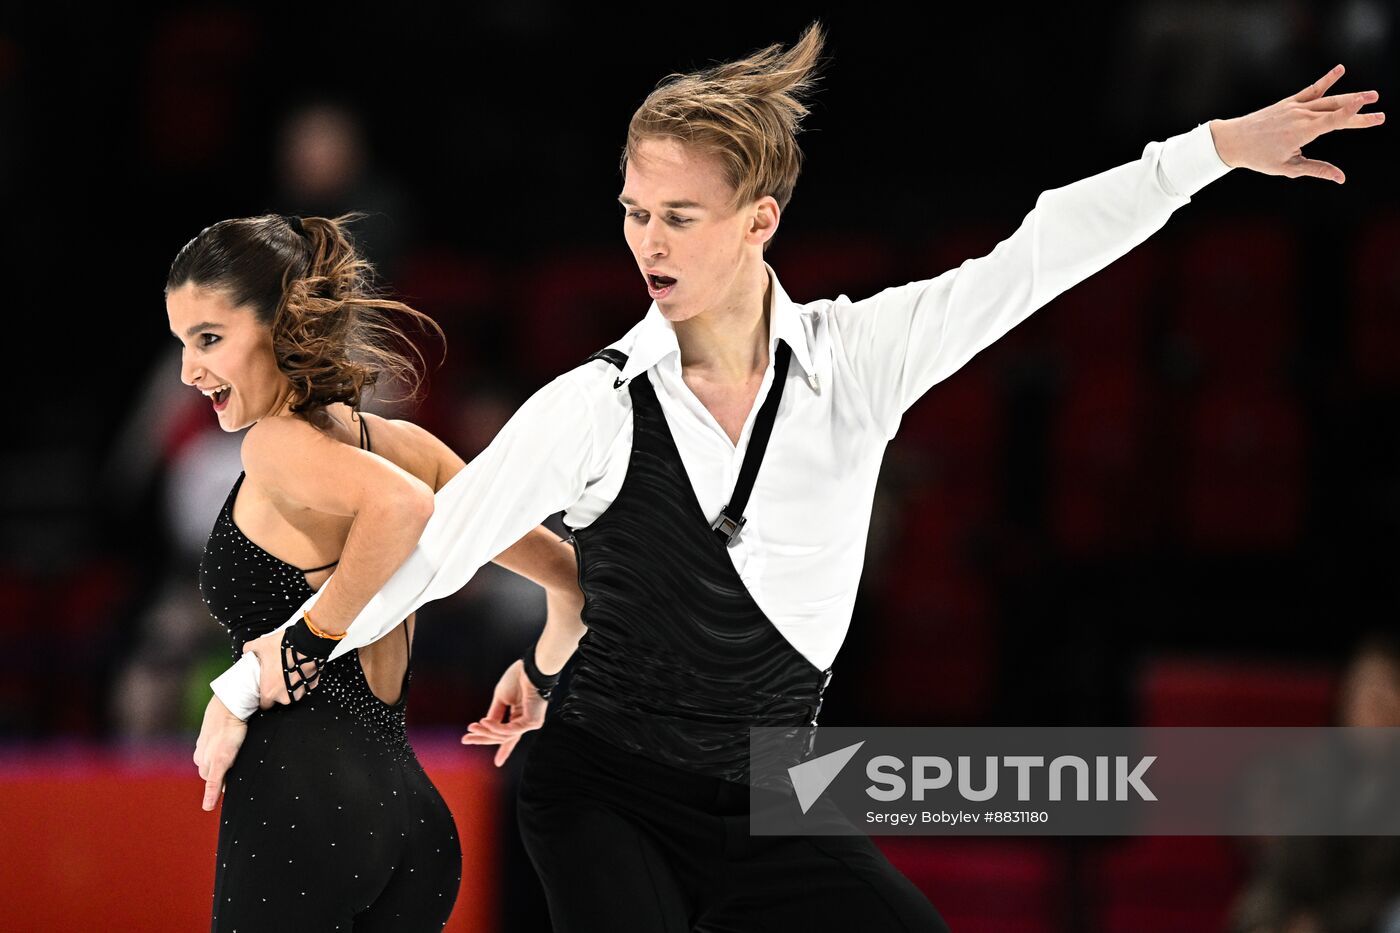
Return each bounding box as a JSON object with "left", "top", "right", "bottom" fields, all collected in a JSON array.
[
  {"left": 710, "top": 342, "right": 791, "bottom": 548},
  {"left": 586, "top": 342, "right": 792, "bottom": 548}
]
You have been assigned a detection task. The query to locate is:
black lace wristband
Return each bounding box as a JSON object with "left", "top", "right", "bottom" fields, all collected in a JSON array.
[
  {"left": 280, "top": 617, "right": 338, "bottom": 703},
  {"left": 522, "top": 641, "right": 560, "bottom": 701}
]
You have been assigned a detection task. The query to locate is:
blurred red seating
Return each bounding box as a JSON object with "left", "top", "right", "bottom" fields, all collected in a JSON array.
[
  {"left": 1176, "top": 385, "right": 1304, "bottom": 552},
  {"left": 1165, "top": 221, "right": 1300, "bottom": 381},
  {"left": 876, "top": 837, "right": 1069, "bottom": 932},
  {"left": 1136, "top": 656, "right": 1338, "bottom": 728},
  {"left": 1348, "top": 211, "right": 1400, "bottom": 390},
  {"left": 1046, "top": 245, "right": 1159, "bottom": 365},
  {"left": 516, "top": 248, "right": 644, "bottom": 383},
  {"left": 1048, "top": 364, "right": 1156, "bottom": 556},
  {"left": 1085, "top": 836, "right": 1247, "bottom": 933},
  {"left": 873, "top": 570, "right": 996, "bottom": 723},
  {"left": 766, "top": 232, "right": 899, "bottom": 305}
]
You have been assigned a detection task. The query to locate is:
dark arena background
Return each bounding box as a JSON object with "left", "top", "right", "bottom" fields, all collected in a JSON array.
[{"left": 1, "top": 2, "right": 1396, "bottom": 930}]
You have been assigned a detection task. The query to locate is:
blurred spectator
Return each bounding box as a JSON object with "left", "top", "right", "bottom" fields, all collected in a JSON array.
[
  {"left": 1230, "top": 632, "right": 1400, "bottom": 933},
  {"left": 108, "top": 422, "right": 242, "bottom": 737},
  {"left": 274, "top": 100, "right": 412, "bottom": 280}
]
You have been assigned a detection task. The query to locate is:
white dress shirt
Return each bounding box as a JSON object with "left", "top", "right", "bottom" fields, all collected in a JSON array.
[{"left": 213, "top": 120, "right": 1234, "bottom": 719}]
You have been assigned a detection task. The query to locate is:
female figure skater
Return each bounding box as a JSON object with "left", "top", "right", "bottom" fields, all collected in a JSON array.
[
  {"left": 169, "top": 212, "right": 583, "bottom": 932},
  {"left": 200, "top": 22, "right": 1382, "bottom": 933}
]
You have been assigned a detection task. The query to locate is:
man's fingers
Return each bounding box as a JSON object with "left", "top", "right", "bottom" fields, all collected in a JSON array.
[
  {"left": 1308, "top": 89, "right": 1379, "bottom": 114},
  {"left": 1289, "top": 155, "right": 1345, "bottom": 183},
  {"left": 1296, "top": 64, "right": 1344, "bottom": 103},
  {"left": 1336, "top": 91, "right": 1380, "bottom": 120},
  {"left": 1336, "top": 93, "right": 1383, "bottom": 130}
]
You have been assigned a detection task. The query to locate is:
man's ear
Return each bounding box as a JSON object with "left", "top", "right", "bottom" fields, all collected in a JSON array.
[{"left": 747, "top": 195, "right": 781, "bottom": 247}]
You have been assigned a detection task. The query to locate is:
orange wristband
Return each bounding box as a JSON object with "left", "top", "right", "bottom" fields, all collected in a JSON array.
[{"left": 303, "top": 609, "right": 346, "bottom": 641}]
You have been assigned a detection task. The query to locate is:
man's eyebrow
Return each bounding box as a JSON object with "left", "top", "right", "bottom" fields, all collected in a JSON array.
[
  {"left": 171, "top": 321, "right": 223, "bottom": 338},
  {"left": 618, "top": 196, "right": 704, "bottom": 209}
]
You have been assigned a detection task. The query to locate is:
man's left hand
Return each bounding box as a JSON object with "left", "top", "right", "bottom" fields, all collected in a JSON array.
[{"left": 1210, "top": 64, "right": 1382, "bottom": 184}]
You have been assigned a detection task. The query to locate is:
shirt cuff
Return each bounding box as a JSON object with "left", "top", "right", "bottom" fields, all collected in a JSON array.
[
  {"left": 211, "top": 652, "right": 261, "bottom": 721},
  {"left": 1158, "top": 120, "right": 1234, "bottom": 199}
]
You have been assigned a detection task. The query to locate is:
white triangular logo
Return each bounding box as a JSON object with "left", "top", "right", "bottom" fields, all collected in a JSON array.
[{"left": 788, "top": 741, "right": 865, "bottom": 814}]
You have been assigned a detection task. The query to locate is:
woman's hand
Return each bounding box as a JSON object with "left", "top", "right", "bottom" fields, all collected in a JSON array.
[
  {"left": 461, "top": 553, "right": 585, "bottom": 767},
  {"left": 460, "top": 659, "right": 546, "bottom": 767},
  {"left": 1210, "top": 64, "right": 1383, "bottom": 184},
  {"left": 242, "top": 629, "right": 298, "bottom": 709},
  {"left": 194, "top": 695, "right": 248, "bottom": 811}
]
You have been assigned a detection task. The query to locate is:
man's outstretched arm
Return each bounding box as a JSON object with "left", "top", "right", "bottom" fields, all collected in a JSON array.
[{"left": 830, "top": 64, "right": 1380, "bottom": 441}]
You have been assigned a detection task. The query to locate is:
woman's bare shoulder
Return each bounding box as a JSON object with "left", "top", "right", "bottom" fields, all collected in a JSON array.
[
  {"left": 365, "top": 413, "right": 466, "bottom": 492},
  {"left": 239, "top": 414, "right": 331, "bottom": 473}
]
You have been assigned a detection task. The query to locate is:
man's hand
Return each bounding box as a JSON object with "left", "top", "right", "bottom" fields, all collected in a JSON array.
[
  {"left": 460, "top": 659, "right": 547, "bottom": 767},
  {"left": 242, "top": 628, "right": 320, "bottom": 710},
  {"left": 1209, "top": 64, "right": 1383, "bottom": 184},
  {"left": 194, "top": 695, "right": 248, "bottom": 811}
]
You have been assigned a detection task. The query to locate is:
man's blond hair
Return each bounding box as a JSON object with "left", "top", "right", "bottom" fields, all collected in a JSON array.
[{"left": 621, "top": 21, "right": 827, "bottom": 249}]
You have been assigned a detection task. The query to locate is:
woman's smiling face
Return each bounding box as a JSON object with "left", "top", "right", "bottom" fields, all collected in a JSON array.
[{"left": 166, "top": 283, "right": 290, "bottom": 432}]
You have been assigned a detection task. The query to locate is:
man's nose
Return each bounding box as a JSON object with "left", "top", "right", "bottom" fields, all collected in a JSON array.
[{"left": 640, "top": 218, "right": 667, "bottom": 258}]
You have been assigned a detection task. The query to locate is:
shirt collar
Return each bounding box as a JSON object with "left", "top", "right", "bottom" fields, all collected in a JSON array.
[{"left": 617, "top": 262, "right": 817, "bottom": 387}]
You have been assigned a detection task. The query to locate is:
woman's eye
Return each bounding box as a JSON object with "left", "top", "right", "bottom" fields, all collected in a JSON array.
[{"left": 199, "top": 334, "right": 220, "bottom": 348}]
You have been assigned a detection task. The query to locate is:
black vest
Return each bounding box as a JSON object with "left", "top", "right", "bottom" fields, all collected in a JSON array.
[{"left": 558, "top": 349, "right": 833, "bottom": 783}]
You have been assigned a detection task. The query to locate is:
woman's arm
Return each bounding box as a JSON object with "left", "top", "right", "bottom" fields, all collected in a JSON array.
[
  {"left": 231, "top": 416, "right": 435, "bottom": 710},
  {"left": 494, "top": 531, "right": 586, "bottom": 673},
  {"left": 211, "top": 368, "right": 599, "bottom": 719},
  {"left": 195, "top": 415, "right": 436, "bottom": 807},
  {"left": 241, "top": 414, "right": 436, "bottom": 634}
]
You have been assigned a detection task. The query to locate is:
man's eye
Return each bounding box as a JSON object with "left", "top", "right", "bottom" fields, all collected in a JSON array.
[
  {"left": 625, "top": 211, "right": 647, "bottom": 221},
  {"left": 667, "top": 216, "right": 691, "bottom": 225}
]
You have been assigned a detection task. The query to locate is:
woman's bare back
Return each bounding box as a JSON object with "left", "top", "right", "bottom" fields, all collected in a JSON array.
[{"left": 232, "top": 403, "right": 462, "bottom": 704}]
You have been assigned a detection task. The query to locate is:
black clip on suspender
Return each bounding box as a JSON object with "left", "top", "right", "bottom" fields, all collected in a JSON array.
[
  {"left": 586, "top": 342, "right": 794, "bottom": 550},
  {"left": 711, "top": 342, "right": 792, "bottom": 549}
]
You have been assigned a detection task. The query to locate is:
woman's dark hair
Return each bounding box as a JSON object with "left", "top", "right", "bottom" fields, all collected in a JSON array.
[{"left": 165, "top": 212, "right": 444, "bottom": 419}]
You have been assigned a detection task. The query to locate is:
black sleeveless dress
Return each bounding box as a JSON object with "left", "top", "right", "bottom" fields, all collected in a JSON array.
[{"left": 199, "top": 414, "right": 462, "bottom": 933}]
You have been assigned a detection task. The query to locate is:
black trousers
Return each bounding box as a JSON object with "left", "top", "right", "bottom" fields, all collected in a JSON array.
[{"left": 517, "top": 717, "right": 951, "bottom": 933}]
